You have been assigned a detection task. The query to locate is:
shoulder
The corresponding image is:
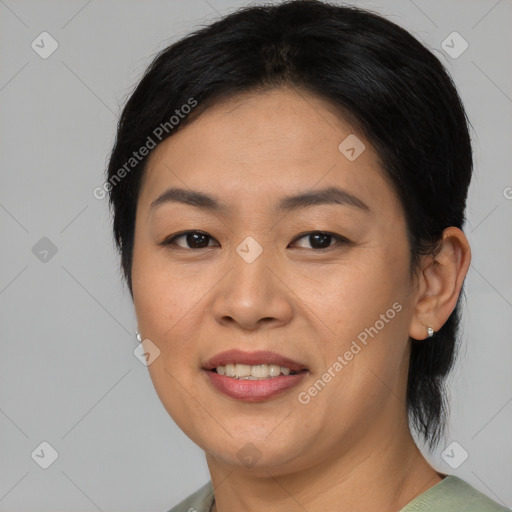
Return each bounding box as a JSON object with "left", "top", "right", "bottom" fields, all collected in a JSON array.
[
  {"left": 165, "top": 480, "right": 214, "bottom": 512},
  {"left": 401, "top": 475, "right": 511, "bottom": 511},
  {"left": 165, "top": 476, "right": 511, "bottom": 512}
]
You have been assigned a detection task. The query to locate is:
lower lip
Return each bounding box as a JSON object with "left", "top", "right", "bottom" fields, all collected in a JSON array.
[{"left": 202, "top": 369, "right": 308, "bottom": 402}]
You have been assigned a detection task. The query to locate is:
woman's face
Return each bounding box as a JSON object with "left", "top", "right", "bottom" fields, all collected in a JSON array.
[{"left": 132, "top": 86, "right": 419, "bottom": 474}]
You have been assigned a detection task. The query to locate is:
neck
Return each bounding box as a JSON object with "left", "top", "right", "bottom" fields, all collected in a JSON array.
[{"left": 206, "top": 420, "right": 442, "bottom": 512}]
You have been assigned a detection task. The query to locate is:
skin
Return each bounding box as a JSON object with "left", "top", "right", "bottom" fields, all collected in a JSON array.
[{"left": 131, "top": 86, "right": 471, "bottom": 512}]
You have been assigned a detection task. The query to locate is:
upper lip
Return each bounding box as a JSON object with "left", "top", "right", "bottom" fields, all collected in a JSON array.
[{"left": 202, "top": 349, "right": 308, "bottom": 372}]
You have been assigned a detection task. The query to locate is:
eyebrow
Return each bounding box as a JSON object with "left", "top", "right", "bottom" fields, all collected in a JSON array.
[{"left": 149, "top": 186, "right": 370, "bottom": 214}]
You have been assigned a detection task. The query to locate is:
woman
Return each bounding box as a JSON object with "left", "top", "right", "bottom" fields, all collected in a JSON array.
[{"left": 105, "top": 1, "right": 510, "bottom": 510}]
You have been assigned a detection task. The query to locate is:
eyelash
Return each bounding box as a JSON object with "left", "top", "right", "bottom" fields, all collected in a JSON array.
[{"left": 160, "top": 230, "right": 352, "bottom": 252}]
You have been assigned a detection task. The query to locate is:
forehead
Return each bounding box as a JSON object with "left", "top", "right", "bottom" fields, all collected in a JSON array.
[{"left": 138, "top": 87, "right": 401, "bottom": 220}]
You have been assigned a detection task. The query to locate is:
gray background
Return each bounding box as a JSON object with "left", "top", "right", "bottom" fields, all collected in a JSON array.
[{"left": 1, "top": 0, "right": 511, "bottom": 510}]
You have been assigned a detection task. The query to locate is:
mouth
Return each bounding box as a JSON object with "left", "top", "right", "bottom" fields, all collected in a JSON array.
[{"left": 201, "top": 349, "right": 309, "bottom": 402}]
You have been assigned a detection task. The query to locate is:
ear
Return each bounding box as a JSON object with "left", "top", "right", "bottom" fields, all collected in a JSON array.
[{"left": 409, "top": 227, "right": 471, "bottom": 341}]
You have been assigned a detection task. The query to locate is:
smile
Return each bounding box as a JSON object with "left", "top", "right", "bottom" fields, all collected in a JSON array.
[{"left": 202, "top": 349, "right": 309, "bottom": 401}]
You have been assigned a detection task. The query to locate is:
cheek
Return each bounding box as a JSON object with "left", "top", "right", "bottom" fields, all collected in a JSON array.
[
  {"left": 132, "top": 249, "right": 212, "bottom": 438},
  {"left": 133, "top": 262, "right": 205, "bottom": 346},
  {"left": 303, "top": 246, "right": 412, "bottom": 402},
  {"left": 308, "top": 248, "right": 408, "bottom": 340},
  {"left": 132, "top": 231, "right": 194, "bottom": 318}
]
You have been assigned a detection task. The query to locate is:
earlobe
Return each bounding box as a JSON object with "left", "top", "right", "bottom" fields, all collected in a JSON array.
[{"left": 409, "top": 227, "right": 471, "bottom": 341}]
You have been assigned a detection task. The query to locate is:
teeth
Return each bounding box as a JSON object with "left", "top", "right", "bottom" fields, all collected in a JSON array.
[
  {"left": 250, "top": 364, "right": 269, "bottom": 378},
  {"left": 235, "top": 363, "right": 251, "bottom": 377},
  {"left": 213, "top": 363, "right": 297, "bottom": 379},
  {"left": 268, "top": 364, "right": 281, "bottom": 377}
]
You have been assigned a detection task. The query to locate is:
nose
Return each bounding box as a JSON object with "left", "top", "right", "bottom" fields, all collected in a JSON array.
[{"left": 211, "top": 248, "right": 294, "bottom": 331}]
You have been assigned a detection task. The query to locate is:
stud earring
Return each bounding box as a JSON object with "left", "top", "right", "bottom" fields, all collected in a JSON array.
[
  {"left": 426, "top": 326, "right": 435, "bottom": 338},
  {"left": 136, "top": 331, "right": 142, "bottom": 342}
]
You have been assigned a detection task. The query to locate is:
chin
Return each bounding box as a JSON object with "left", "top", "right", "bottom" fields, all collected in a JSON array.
[{"left": 200, "top": 431, "right": 311, "bottom": 472}]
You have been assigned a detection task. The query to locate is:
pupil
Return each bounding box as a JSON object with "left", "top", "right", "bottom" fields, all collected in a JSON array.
[
  {"left": 310, "top": 233, "right": 331, "bottom": 249},
  {"left": 188, "top": 232, "right": 209, "bottom": 248}
]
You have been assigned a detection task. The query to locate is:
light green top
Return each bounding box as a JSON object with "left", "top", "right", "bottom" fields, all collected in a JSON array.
[{"left": 166, "top": 476, "right": 511, "bottom": 512}]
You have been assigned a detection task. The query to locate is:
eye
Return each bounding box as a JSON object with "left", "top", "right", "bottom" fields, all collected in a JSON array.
[
  {"left": 161, "top": 231, "right": 219, "bottom": 249},
  {"left": 161, "top": 230, "right": 351, "bottom": 251},
  {"left": 289, "top": 231, "right": 351, "bottom": 251}
]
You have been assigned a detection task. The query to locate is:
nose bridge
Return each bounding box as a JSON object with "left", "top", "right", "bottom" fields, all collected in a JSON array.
[
  {"left": 212, "top": 234, "right": 292, "bottom": 329},
  {"left": 230, "top": 235, "right": 274, "bottom": 300}
]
